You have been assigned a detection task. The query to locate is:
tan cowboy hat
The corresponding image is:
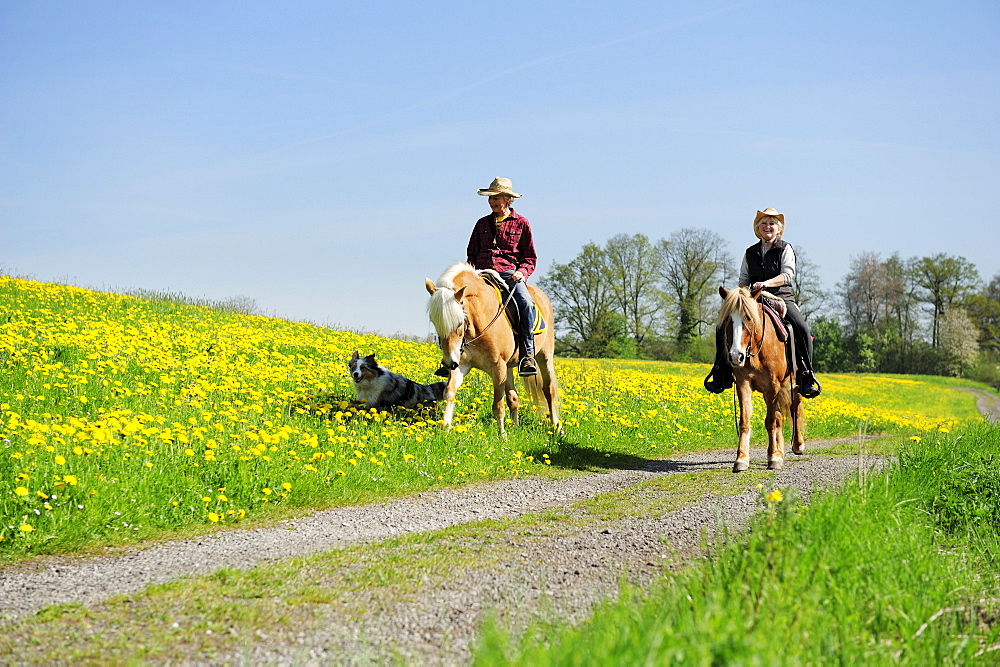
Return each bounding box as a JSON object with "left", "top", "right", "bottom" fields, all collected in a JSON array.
[
  {"left": 477, "top": 177, "right": 521, "bottom": 198},
  {"left": 753, "top": 208, "right": 785, "bottom": 239},
  {"left": 753, "top": 208, "right": 785, "bottom": 225}
]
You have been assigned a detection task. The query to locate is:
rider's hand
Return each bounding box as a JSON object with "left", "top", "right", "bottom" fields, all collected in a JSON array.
[
  {"left": 511, "top": 271, "right": 524, "bottom": 282},
  {"left": 750, "top": 282, "right": 765, "bottom": 292}
]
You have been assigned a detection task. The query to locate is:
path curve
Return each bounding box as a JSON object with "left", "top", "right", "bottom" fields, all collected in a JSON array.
[{"left": 0, "top": 436, "right": 877, "bottom": 623}]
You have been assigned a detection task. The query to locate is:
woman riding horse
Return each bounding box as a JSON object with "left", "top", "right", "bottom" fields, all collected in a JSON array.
[{"left": 705, "top": 208, "right": 822, "bottom": 398}]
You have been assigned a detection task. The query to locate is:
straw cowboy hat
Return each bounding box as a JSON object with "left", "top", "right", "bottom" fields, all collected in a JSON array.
[
  {"left": 753, "top": 208, "right": 785, "bottom": 238},
  {"left": 477, "top": 177, "right": 521, "bottom": 198}
]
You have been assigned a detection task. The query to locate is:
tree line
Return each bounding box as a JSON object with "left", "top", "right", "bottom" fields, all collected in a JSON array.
[{"left": 537, "top": 232, "right": 1000, "bottom": 387}]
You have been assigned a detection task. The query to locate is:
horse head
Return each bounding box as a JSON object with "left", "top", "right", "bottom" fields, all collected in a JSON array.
[
  {"left": 718, "top": 286, "right": 763, "bottom": 369},
  {"left": 425, "top": 267, "right": 472, "bottom": 373}
]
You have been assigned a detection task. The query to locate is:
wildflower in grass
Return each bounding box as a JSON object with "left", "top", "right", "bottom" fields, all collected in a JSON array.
[
  {"left": 201, "top": 496, "right": 211, "bottom": 503},
  {"left": 281, "top": 482, "right": 291, "bottom": 492},
  {"left": 909, "top": 436, "right": 922, "bottom": 442},
  {"left": 208, "top": 513, "right": 220, "bottom": 522},
  {"left": 20, "top": 524, "right": 34, "bottom": 532},
  {"left": 63, "top": 475, "right": 78, "bottom": 486},
  {"left": 262, "top": 488, "right": 272, "bottom": 496},
  {"left": 766, "top": 489, "right": 783, "bottom": 503},
  {"left": 54, "top": 455, "right": 66, "bottom": 465},
  {"left": 15, "top": 486, "right": 29, "bottom": 497}
]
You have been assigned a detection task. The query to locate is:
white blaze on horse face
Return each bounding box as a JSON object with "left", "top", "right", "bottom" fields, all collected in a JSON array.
[
  {"left": 440, "top": 329, "right": 463, "bottom": 369},
  {"left": 729, "top": 312, "right": 746, "bottom": 367}
]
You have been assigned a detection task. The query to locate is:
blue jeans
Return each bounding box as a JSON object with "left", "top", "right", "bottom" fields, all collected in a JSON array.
[{"left": 500, "top": 271, "right": 535, "bottom": 357}]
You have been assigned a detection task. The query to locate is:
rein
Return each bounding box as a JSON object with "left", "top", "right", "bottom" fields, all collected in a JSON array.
[
  {"left": 458, "top": 281, "right": 519, "bottom": 354},
  {"left": 743, "top": 302, "right": 767, "bottom": 360}
]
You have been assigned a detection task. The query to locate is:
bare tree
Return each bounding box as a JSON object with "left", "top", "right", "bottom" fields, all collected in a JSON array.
[
  {"left": 838, "top": 252, "right": 890, "bottom": 335},
  {"left": 656, "top": 228, "right": 732, "bottom": 346},
  {"left": 789, "top": 245, "right": 829, "bottom": 320}
]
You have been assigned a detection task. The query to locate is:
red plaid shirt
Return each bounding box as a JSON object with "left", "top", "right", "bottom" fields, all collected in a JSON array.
[{"left": 466, "top": 209, "right": 537, "bottom": 277}]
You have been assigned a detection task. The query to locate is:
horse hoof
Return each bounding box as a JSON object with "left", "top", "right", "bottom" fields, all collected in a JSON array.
[
  {"left": 792, "top": 444, "right": 804, "bottom": 456},
  {"left": 732, "top": 461, "right": 749, "bottom": 473},
  {"left": 767, "top": 460, "right": 784, "bottom": 470}
]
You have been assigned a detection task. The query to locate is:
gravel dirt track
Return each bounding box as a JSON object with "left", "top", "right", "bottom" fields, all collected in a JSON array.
[{"left": 0, "top": 435, "right": 890, "bottom": 664}]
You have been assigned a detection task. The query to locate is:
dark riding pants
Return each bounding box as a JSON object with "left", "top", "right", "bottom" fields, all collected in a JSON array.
[
  {"left": 784, "top": 301, "right": 813, "bottom": 367},
  {"left": 501, "top": 271, "right": 535, "bottom": 357}
]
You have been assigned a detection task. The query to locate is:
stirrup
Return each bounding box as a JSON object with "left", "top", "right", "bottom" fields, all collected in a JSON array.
[
  {"left": 518, "top": 356, "right": 538, "bottom": 377},
  {"left": 703, "top": 364, "right": 733, "bottom": 394},
  {"left": 797, "top": 371, "right": 821, "bottom": 398}
]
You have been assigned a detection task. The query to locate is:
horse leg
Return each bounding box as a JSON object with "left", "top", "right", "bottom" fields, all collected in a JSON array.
[
  {"left": 765, "top": 388, "right": 785, "bottom": 470},
  {"left": 441, "top": 367, "right": 467, "bottom": 429},
  {"left": 791, "top": 389, "right": 804, "bottom": 455},
  {"left": 734, "top": 380, "right": 753, "bottom": 472},
  {"left": 491, "top": 364, "right": 508, "bottom": 437},
  {"left": 539, "top": 354, "right": 560, "bottom": 428},
  {"left": 505, "top": 366, "right": 520, "bottom": 427}
]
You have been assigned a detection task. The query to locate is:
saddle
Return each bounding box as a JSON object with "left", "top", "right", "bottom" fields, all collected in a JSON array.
[
  {"left": 478, "top": 269, "right": 547, "bottom": 336},
  {"left": 759, "top": 292, "right": 789, "bottom": 342}
]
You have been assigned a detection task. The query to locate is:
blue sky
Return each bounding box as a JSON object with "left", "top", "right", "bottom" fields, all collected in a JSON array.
[{"left": 3, "top": 1, "right": 998, "bottom": 336}]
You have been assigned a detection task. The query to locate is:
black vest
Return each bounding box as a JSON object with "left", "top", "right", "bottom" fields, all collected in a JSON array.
[{"left": 744, "top": 240, "right": 795, "bottom": 301}]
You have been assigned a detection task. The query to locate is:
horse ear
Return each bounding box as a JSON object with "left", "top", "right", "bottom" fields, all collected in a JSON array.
[
  {"left": 425, "top": 278, "right": 437, "bottom": 295},
  {"left": 454, "top": 286, "right": 467, "bottom": 302},
  {"left": 719, "top": 286, "right": 728, "bottom": 299}
]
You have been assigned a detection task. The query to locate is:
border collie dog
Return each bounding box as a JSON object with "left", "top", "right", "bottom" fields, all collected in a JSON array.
[{"left": 348, "top": 350, "right": 446, "bottom": 410}]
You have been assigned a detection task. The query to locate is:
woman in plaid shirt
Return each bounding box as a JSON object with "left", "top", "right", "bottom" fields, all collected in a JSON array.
[{"left": 465, "top": 177, "right": 538, "bottom": 377}]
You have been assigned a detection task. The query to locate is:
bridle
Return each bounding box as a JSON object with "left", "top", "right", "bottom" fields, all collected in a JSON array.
[{"left": 727, "top": 300, "right": 767, "bottom": 363}]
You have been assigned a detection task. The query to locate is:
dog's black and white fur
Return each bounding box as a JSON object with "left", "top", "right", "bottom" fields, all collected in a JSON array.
[{"left": 348, "top": 350, "right": 446, "bottom": 410}]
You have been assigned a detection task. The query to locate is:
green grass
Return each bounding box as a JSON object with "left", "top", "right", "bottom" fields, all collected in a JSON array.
[
  {"left": 0, "top": 276, "right": 992, "bottom": 560},
  {"left": 472, "top": 422, "right": 1000, "bottom": 664}
]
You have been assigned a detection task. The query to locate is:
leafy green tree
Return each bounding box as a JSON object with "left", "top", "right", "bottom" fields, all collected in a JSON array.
[
  {"left": 539, "top": 243, "right": 615, "bottom": 356},
  {"left": 966, "top": 273, "right": 1000, "bottom": 355},
  {"left": 603, "top": 233, "right": 664, "bottom": 351},
  {"left": 655, "top": 228, "right": 732, "bottom": 350},
  {"left": 907, "top": 253, "right": 980, "bottom": 348}
]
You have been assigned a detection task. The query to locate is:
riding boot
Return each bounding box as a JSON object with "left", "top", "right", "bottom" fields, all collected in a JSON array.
[
  {"left": 518, "top": 333, "right": 538, "bottom": 376},
  {"left": 704, "top": 327, "right": 733, "bottom": 393},
  {"left": 794, "top": 332, "right": 821, "bottom": 399}
]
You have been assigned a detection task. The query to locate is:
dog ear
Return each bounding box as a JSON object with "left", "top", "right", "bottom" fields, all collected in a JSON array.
[
  {"left": 351, "top": 350, "right": 360, "bottom": 361},
  {"left": 366, "top": 353, "right": 376, "bottom": 363},
  {"left": 454, "top": 286, "right": 467, "bottom": 303},
  {"left": 425, "top": 278, "right": 437, "bottom": 295}
]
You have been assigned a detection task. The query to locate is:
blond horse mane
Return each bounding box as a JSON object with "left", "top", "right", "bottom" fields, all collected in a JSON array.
[
  {"left": 426, "top": 262, "right": 480, "bottom": 339},
  {"left": 717, "top": 287, "right": 762, "bottom": 330}
]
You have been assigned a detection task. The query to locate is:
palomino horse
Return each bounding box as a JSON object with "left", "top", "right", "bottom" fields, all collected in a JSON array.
[
  {"left": 425, "top": 262, "right": 560, "bottom": 436},
  {"left": 717, "top": 286, "right": 804, "bottom": 471}
]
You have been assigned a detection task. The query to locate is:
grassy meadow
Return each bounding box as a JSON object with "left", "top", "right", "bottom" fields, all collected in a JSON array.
[
  {"left": 474, "top": 422, "right": 1000, "bottom": 664},
  {"left": 0, "top": 276, "right": 985, "bottom": 560}
]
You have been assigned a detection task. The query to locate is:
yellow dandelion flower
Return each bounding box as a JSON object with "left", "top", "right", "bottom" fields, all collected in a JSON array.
[
  {"left": 766, "top": 489, "right": 783, "bottom": 503},
  {"left": 15, "top": 486, "right": 29, "bottom": 497},
  {"left": 20, "top": 524, "right": 34, "bottom": 532},
  {"left": 208, "top": 513, "right": 220, "bottom": 522}
]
